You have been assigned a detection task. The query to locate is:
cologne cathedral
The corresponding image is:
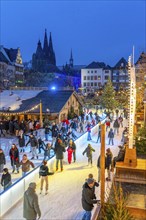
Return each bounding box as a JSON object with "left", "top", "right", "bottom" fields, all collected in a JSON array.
[{"left": 32, "top": 29, "right": 58, "bottom": 73}]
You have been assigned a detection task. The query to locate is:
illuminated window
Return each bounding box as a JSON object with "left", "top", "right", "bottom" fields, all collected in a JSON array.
[{"left": 98, "top": 76, "right": 101, "bottom": 80}]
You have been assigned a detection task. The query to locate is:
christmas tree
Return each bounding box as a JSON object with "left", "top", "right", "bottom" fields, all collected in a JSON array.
[{"left": 99, "top": 78, "right": 119, "bottom": 111}]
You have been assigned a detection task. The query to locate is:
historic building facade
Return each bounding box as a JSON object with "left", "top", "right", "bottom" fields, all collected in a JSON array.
[
  {"left": 0, "top": 45, "right": 24, "bottom": 88},
  {"left": 81, "top": 61, "right": 112, "bottom": 93}
]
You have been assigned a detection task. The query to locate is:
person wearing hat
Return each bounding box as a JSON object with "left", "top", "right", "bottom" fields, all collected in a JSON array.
[
  {"left": 82, "top": 144, "right": 95, "bottom": 166},
  {"left": 113, "top": 145, "right": 125, "bottom": 168},
  {"left": 23, "top": 182, "right": 41, "bottom": 220},
  {"left": 82, "top": 178, "right": 99, "bottom": 220}
]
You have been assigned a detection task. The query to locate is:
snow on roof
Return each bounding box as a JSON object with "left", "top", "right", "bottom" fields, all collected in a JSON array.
[{"left": 0, "top": 90, "right": 42, "bottom": 111}]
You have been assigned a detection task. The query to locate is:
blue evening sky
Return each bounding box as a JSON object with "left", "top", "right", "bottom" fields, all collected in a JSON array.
[{"left": 0, "top": 0, "right": 145, "bottom": 66}]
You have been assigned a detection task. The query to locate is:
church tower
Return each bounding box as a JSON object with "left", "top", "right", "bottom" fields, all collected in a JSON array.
[
  {"left": 69, "top": 49, "right": 73, "bottom": 68},
  {"left": 43, "top": 29, "right": 49, "bottom": 60},
  {"left": 48, "top": 32, "right": 56, "bottom": 65}
]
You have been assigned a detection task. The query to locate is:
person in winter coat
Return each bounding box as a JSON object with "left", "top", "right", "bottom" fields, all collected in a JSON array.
[
  {"left": 68, "top": 139, "right": 76, "bottom": 162},
  {"left": 39, "top": 160, "right": 54, "bottom": 195},
  {"left": 13, "top": 120, "right": 20, "bottom": 136},
  {"left": 18, "top": 129, "right": 25, "bottom": 153},
  {"left": 44, "top": 142, "right": 54, "bottom": 161},
  {"left": 44, "top": 125, "right": 51, "bottom": 141},
  {"left": 113, "top": 119, "right": 120, "bottom": 135},
  {"left": 51, "top": 122, "right": 59, "bottom": 145},
  {"left": 38, "top": 137, "right": 45, "bottom": 154},
  {"left": 82, "top": 178, "right": 99, "bottom": 220},
  {"left": 118, "top": 115, "right": 123, "bottom": 128},
  {"left": 23, "top": 182, "right": 41, "bottom": 220},
  {"left": 121, "top": 127, "right": 128, "bottom": 144},
  {"left": 86, "top": 122, "right": 92, "bottom": 141},
  {"left": 9, "top": 144, "right": 19, "bottom": 173},
  {"left": 105, "top": 148, "right": 113, "bottom": 181},
  {"left": 96, "top": 122, "right": 101, "bottom": 143},
  {"left": 67, "top": 146, "right": 73, "bottom": 164},
  {"left": 26, "top": 134, "right": 38, "bottom": 160},
  {"left": 108, "top": 128, "right": 114, "bottom": 145},
  {"left": 83, "top": 144, "right": 95, "bottom": 166},
  {"left": 113, "top": 145, "right": 125, "bottom": 168},
  {"left": 54, "top": 138, "right": 66, "bottom": 171},
  {"left": 1, "top": 168, "right": 12, "bottom": 190},
  {"left": 19, "top": 154, "right": 35, "bottom": 176},
  {"left": 0, "top": 148, "right": 6, "bottom": 173},
  {"left": 9, "top": 120, "right": 14, "bottom": 135},
  {"left": 106, "top": 119, "right": 110, "bottom": 131}
]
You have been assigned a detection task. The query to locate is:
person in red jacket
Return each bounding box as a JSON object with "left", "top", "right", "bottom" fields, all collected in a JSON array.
[{"left": 67, "top": 146, "right": 73, "bottom": 164}]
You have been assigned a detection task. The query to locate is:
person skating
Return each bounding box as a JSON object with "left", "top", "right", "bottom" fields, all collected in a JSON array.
[
  {"left": 0, "top": 148, "right": 6, "bottom": 173},
  {"left": 44, "top": 142, "right": 54, "bottom": 161},
  {"left": 26, "top": 134, "right": 38, "bottom": 160},
  {"left": 82, "top": 178, "right": 99, "bottom": 220},
  {"left": 23, "top": 182, "right": 41, "bottom": 220},
  {"left": 54, "top": 138, "right": 66, "bottom": 171},
  {"left": 105, "top": 148, "right": 113, "bottom": 181},
  {"left": 18, "top": 129, "right": 25, "bottom": 153},
  {"left": 68, "top": 139, "right": 76, "bottom": 162},
  {"left": 108, "top": 128, "right": 114, "bottom": 145},
  {"left": 86, "top": 122, "right": 92, "bottom": 141},
  {"left": 67, "top": 145, "right": 73, "bottom": 164},
  {"left": 19, "top": 154, "right": 35, "bottom": 176},
  {"left": 38, "top": 137, "right": 45, "bottom": 154},
  {"left": 83, "top": 144, "right": 95, "bottom": 166},
  {"left": 9, "top": 144, "right": 19, "bottom": 173},
  {"left": 1, "top": 168, "right": 12, "bottom": 190}
]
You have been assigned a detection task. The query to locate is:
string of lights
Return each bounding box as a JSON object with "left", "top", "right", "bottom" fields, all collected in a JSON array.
[{"left": 0, "top": 103, "right": 40, "bottom": 116}]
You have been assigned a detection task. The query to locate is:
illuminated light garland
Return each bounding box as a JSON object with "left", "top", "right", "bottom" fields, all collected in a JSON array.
[
  {"left": 0, "top": 104, "right": 40, "bottom": 116},
  {"left": 128, "top": 56, "right": 136, "bottom": 148}
]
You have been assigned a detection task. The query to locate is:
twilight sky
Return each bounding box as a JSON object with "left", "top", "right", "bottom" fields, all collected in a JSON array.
[{"left": 1, "top": 0, "right": 145, "bottom": 66}]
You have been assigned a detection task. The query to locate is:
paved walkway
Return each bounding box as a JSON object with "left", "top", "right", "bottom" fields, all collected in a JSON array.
[{"left": 2, "top": 118, "right": 127, "bottom": 220}]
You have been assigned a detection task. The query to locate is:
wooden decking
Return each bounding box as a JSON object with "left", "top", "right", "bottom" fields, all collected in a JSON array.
[{"left": 115, "top": 159, "right": 146, "bottom": 184}]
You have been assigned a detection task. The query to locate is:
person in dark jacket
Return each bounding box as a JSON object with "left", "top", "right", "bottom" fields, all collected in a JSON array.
[
  {"left": 113, "top": 119, "right": 120, "bottom": 135},
  {"left": 113, "top": 145, "right": 125, "bottom": 168},
  {"left": 96, "top": 122, "right": 101, "bottom": 143},
  {"left": 18, "top": 129, "right": 25, "bottom": 153},
  {"left": 83, "top": 144, "right": 95, "bottom": 166},
  {"left": 1, "top": 168, "right": 12, "bottom": 190},
  {"left": 38, "top": 137, "right": 45, "bottom": 154},
  {"left": 0, "top": 148, "right": 6, "bottom": 173},
  {"left": 44, "top": 125, "right": 51, "bottom": 141},
  {"left": 108, "top": 128, "right": 114, "bottom": 145},
  {"left": 23, "top": 182, "right": 41, "bottom": 220},
  {"left": 105, "top": 148, "right": 113, "bottom": 181},
  {"left": 44, "top": 142, "right": 54, "bottom": 161},
  {"left": 9, "top": 144, "right": 19, "bottom": 173},
  {"left": 54, "top": 138, "right": 66, "bottom": 171},
  {"left": 82, "top": 178, "right": 99, "bottom": 220},
  {"left": 26, "top": 134, "right": 38, "bottom": 160},
  {"left": 39, "top": 160, "right": 54, "bottom": 195},
  {"left": 51, "top": 122, "right": 59, "bottom": 145}
]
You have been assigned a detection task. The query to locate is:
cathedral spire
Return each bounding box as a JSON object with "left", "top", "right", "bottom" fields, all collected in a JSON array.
[
  {"left": 36, "top": 39, "right": 43, "bottom": 57},
  {"left": 69, "top": 49, "right": 73, "bottom": 67},
  {"left": 48, "top": 32, "right": 56, "bottom": 65},
  {"left": 43, "top": 29, "right": 49, "bottom": 53}
]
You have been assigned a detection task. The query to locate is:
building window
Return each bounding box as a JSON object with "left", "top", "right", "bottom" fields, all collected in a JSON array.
[
  {"left": 84, "top": 82, "right": 86, "bottom": 87},
  {"left": 87, "top": 76, "right": 90, "bottom": 80},
  {"left": 84, "top": 76, "right": 86, "bottom": 80},
  {"left": 94, "top": 76, "right": 97, "bottom": 80},
  {"left": 91, "top": 82, "right": 93, "bottom": 86},
  {"left": 91, "top": 76, "right": 93, "bottom": 80},
  {"left": 98, "top": 76, "right": 101, "bottom": 80},
  {"left": 105, "top": 70, "right": 109, "bottom": 73},
  {"left": 105, "top": 75, "right": 109, "bottom": 80},
  {"left": 95, "top": 70, "right": 97, "bottom": 73},
  {"left": 87, "top": 82, "right": 90, "bottom": 86},
  {"left": 94, "top": 82, "right": 97, "bottom": 86},
  {"left": 88, "top": 70, "right": 90, "bottom": 73},
  {"left": 91, "top": 70, "right": 93, "bottom": 73}
]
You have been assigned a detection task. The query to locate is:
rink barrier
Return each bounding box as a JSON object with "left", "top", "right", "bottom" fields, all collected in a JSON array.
[{"left": 0, "top": 118, "right": 106, "bottom": 217}]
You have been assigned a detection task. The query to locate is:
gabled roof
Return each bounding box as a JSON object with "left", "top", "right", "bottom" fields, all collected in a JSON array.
[
  {"left": 114, "top": 57, "right": 127, "bottom": 69},
  {"left": 14, "top": 90, "right": 74, "bottom": 113},
  {"left": 4, "top": 48, "right": 18, "bottom": 63},
  {"left": 85, "top": 61, "right": 106, "bottom": 69}
]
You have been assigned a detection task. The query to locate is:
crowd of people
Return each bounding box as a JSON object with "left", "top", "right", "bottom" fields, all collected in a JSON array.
[{"left": 0, "top": 107, "right": 128, "bottom": 220}]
